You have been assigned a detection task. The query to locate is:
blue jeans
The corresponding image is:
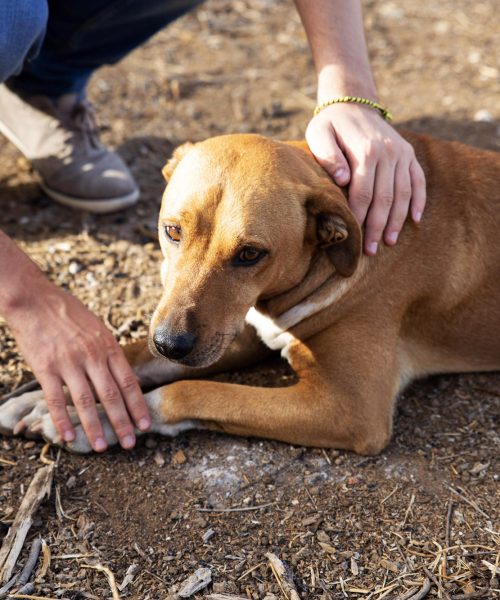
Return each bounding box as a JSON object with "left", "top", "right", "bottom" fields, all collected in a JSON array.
[{"left": 0, "top": 0, "right": 203, "bottom": 98}]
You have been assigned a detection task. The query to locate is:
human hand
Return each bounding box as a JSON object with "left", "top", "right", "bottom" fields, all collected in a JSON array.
[
  {"left": 6, "top": 277, "right": 150, "bottom": 451},
  {"left": 306, "top": 104, "right": 426, "bottom": 255}
]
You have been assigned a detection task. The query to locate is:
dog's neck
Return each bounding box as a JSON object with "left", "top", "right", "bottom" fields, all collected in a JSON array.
[
  {"left": 246, "top": 251, "right": 360, "bottom": 351},
  {"left": 258, "top": 251, "right": 336, "bottom": 319}
]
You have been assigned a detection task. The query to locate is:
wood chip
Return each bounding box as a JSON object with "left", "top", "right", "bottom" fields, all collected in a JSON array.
[
  {"left": 177, "top": 567, "right": 212, "bottom": 597},
  {"left": 118, "top": 563, "right": 139, "bottom": 591},
  {"left": 318, "top": 542, "right": 336, "bottom": 555},
  {"left": 380, "top": 558, "right": 399, "bottom": 573}
]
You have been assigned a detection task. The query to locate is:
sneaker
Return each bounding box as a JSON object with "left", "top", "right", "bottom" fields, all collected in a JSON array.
[{"left": 0, "top": 84, "right": 139, "bottom": 213}]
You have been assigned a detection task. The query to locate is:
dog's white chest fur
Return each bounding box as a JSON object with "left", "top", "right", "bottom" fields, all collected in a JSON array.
[{"left": 245, "top": 307, "right": 296, "bottom": 352}]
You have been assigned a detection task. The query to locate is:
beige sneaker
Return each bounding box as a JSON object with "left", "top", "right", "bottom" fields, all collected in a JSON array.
[{"left": 0, "top": 84, "right": 139, "bottom": 213}]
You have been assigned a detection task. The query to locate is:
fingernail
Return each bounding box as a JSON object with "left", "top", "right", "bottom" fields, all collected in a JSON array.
[
  {"left": 387, "top": 231, "right": 398, "bottom": 244},
  {"left": 64, "top": 430, "right": 75, "bottom": 442},
  {"left": 367, "top": 242, "right": 378, "bottom": 255},
  {"left": 333, "top": 168, "right": 348, "bottom": 183},
  {"left": 121, "top": 434, "right": 136, "bottom": 449},
  {"left": 94, "top": 437, "right": 107, "bottom": 452},
  {"left": 138, "top": 417, "right": 151, "bottom": 431},
  {"left": 414, "top": 211, "right": 422, "bottom": 223}
]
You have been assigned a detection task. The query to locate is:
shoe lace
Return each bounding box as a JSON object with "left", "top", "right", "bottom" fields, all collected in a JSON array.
[
  {"left": 71, "top": 100, "right": 101, "bottom": 146},
  {"left": 57, "top": 99, "right": 102, "bottom": 156}
]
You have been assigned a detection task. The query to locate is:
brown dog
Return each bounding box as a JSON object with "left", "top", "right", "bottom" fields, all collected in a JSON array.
[{"left": 1, "top": 131, "right": 499, "bottom": 454}]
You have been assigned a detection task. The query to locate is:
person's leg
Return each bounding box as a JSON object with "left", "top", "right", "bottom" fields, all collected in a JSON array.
[
  {"left": 0, "top": 0, "right": 48, "bottom": 83},
  {"left": 9, "top": 0, "right": 204, "bottom": 98},
  {"left": 0, "top": 0, "right": 204, "bottom": 213}
]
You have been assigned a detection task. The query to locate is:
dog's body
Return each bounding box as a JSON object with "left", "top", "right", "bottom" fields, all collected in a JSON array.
[{"left": 1, "top": 131, "right": 499, "bottom": 454}]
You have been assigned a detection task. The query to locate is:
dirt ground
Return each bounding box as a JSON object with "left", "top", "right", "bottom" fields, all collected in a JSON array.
[{"left": 0, "top": 0, "right": 499, "bottom": 598}]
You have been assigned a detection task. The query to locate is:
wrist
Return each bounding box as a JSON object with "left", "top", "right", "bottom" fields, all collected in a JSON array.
[
  {"left": 317, "top": 65, "right": 378, "bottom": 104},
  {"left": 0, "top": 261, "right": 57, "bottom": 323}
]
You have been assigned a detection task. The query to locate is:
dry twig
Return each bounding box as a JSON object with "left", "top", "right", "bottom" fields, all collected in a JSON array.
[
  {"left": 34, "top": 540, "right": 50, "bottom": 583},
  {"left": 0, "top": 465, "right": 54, "bottom": 584},
  {"left": 445, "top": 486, "right": 490, "bottom": 520},
  {"left": 423, "top": 567, "right": 451, "bottom": 600},
  {"left": 266, "top": 553, "right": 301, "bottom": 600},
  {"left": 404, "top": 578, "right": 431, "bottom": 600},
  {"left": 82, "top": 563, "right": 120, "bottom": 600},
  {"left": 197, "top": 502, "right": 275, "bottom": 513},
  {"left": 16, "top": 538, "right": 41, "bottom": 587}
]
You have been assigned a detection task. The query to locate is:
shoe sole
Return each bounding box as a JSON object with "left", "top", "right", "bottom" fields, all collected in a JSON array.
[
  {"left": 0, "top": 117, "right": 140, "bottom": 214},
  {"left": 39, "top": 181, "right": 140, "bottom": 213}
]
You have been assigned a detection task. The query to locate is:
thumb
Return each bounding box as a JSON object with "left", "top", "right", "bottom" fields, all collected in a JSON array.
[{"left": 306, "top": 118, "right": 351, "bottom": 186}]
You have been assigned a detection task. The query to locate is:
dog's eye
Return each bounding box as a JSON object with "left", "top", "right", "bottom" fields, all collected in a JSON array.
[
  {"left": 233, "top": 246, "right": 267, "bottom": 267},
  {"left": 164, "top": 224, "right": 181, "bottom": 243}
]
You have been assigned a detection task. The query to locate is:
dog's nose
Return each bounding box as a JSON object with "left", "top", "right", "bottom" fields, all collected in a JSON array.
[{"left": 153, "top": 327, "right": 196, "bottom": 360}]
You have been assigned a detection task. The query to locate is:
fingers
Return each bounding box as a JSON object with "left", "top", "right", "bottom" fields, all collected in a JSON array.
[
  {"left": 306, "top": 117, "right": 351, "bottom": 186},
  {"left": 409, "top": 159, "right": 427, "bottom": 223},
  {"left": 384, "top": 160, "right": 412, "bottom": 246},
  {"left": 363, "top": 158, "right": 396, "bottom": 255},
  {"left": 87, "top": 366, "right": 135, "bottom": 450},
  {"left": 84, "top": 339, "right": 150, "bottom": 451},
  {"left": 108, "top": 351, "right": 151, "bottom": 432},
  {"left": 64, "top": 373, "right": 107, "bottom": 452},
  {"left": 39, "top": 374, "right": 75, "bottom": 443}
]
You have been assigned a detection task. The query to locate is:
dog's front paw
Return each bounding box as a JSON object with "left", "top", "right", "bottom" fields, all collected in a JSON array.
[{"left": 0, "top": 390, "right": 50, "bottom": 439}]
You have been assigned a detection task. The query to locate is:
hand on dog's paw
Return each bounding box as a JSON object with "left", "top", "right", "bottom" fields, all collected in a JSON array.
[{"left": 0, "top": 391, "right": 119, "bottom": 454}]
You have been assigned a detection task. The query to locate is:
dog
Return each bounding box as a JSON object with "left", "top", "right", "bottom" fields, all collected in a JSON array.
[{"left": 1, "top": 131, "right": 499, "bottom": 454}]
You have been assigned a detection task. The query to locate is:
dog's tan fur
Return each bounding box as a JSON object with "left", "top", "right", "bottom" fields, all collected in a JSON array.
[{"left": 1, "top": 131, "right": 499, "bottom": 454}]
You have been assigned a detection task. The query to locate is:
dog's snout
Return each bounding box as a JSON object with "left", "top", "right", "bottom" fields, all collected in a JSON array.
[{"left": 153, "top": 327, "right": 196, "bottom": 360}]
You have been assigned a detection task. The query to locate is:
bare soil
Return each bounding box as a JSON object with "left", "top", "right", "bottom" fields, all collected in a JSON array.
[{"left": 0, "top": 1, "right": 499, "bottom": 598}]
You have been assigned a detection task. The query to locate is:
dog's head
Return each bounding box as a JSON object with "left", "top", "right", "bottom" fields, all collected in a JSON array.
[{"left": 150, "top": 134, "right": 361, "bottom": 366}]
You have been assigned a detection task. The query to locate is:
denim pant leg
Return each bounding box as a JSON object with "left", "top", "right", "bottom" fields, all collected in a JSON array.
[
  {"left": 9, "top": 0, "right": 205, "bottom": 98},
  {"left": 0, "top": 0, "right": 49, "bottom": 83}
]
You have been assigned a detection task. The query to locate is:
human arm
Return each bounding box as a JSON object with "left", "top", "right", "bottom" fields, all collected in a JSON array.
[
  {"left": 293, "top": 0, "right": 426, "bottom": 254},
  {"left": 0, "top": 230, "right": 150, "bottom": 451}
]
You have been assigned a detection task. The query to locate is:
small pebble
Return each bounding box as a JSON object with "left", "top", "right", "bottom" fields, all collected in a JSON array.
[
  {"left": 153, "top": 451, "right": 165, "bottom": 467},
  {"left": 473, "top": 109, "right": 493, "bottom": 123},
  {"left": 172, "top": 449, "right": 187, "bottom": 465}
]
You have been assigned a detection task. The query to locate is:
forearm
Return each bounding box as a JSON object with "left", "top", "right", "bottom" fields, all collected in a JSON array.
[
  {"left": 293, "top": 0, "right": 378, "bottom": 101},
  {"left": 0, "top": 230, "right": 52, "bottom": 319}
]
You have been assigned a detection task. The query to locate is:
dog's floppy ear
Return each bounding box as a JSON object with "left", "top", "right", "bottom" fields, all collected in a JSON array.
[
  {"left": 307, "top": 187, "right": 362, "bottom": 277},
  {"left": 162, "top": 142, "right": 195, "bottom": 181}
]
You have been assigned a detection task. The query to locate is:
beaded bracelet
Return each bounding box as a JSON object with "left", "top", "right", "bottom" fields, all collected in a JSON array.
[{"left": 313, "top": 96, "right": 393, "bottom": 122}]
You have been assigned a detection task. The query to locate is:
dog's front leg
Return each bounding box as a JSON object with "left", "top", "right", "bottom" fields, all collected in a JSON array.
[{"left": 150, "top": 335, "right": 400, "bottom": 455}]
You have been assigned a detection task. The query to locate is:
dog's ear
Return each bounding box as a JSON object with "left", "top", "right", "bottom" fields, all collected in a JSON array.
[
  {"left": 306, "top": 187, "right": 362, "bottom": 277},
  {"left": 162, "top": 142, "right": 195, "bottom": 181}
]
